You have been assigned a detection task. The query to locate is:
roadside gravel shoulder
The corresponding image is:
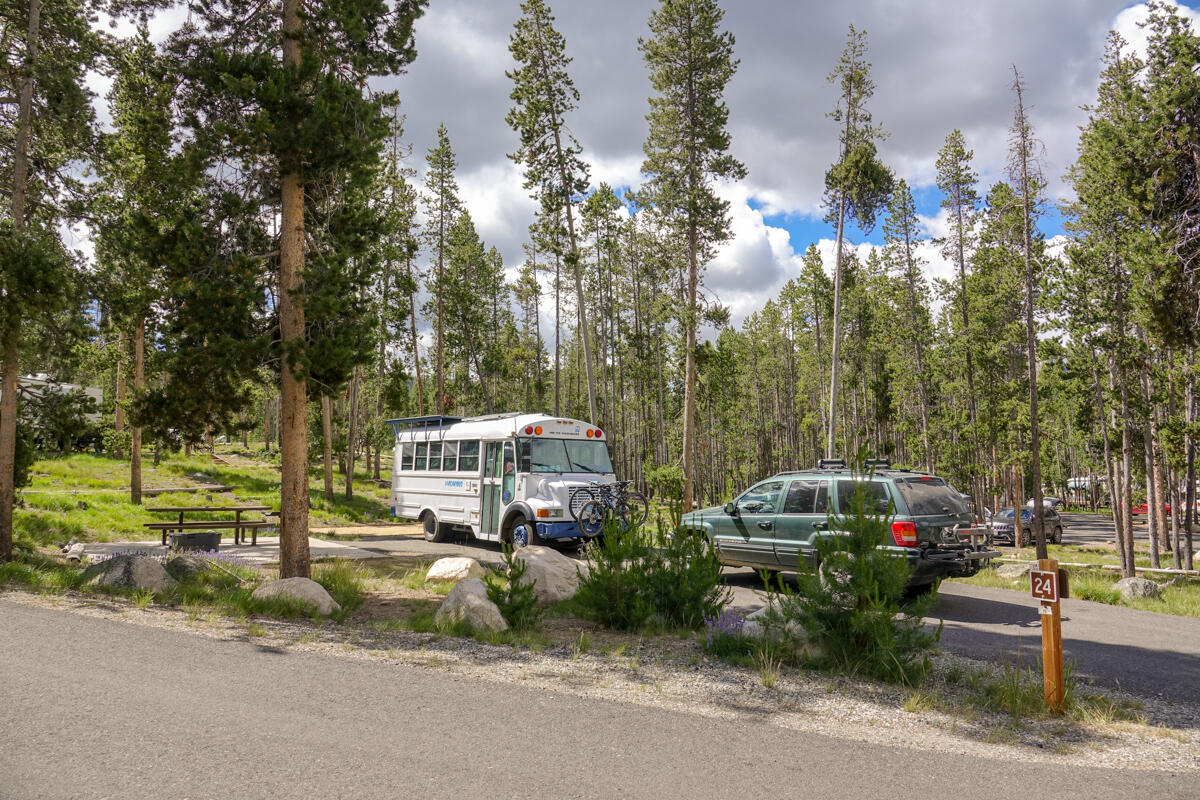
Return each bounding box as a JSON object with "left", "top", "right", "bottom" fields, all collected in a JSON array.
[{"left": 5, "top": 588, "right": 1197, "bottom": 773}]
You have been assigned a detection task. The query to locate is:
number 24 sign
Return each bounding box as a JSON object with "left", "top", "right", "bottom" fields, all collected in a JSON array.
[{"left": 1030, "top": 569, "right": 1059, "bottom": 603}]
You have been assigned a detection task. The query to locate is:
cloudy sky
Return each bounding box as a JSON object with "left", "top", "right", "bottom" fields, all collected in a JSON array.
[{"left": 373, "top": 0, "right": 1198, "bottom": 330}]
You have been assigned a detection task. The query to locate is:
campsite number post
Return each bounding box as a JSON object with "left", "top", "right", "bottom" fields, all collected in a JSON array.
[{"left": 1030, "top": 559, "right": 1064, "bottom": 712}]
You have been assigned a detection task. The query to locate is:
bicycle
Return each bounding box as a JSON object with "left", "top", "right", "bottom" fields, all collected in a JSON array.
[{"left": 573, "top": 480, "right": 649, "bottom": 536}]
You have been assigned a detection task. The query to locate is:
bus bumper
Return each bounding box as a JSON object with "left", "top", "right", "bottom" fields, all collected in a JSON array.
[{"left": 536, "top": 521, "right": 588, "bottom": 540}]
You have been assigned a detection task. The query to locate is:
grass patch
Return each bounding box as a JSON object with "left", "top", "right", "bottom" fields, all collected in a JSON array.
[
  {"left": 954, "top": 563, "right": 1200, "bottom": 619},
  {"left": 13, "top": 450, "right": 395, "bottom": 550}
]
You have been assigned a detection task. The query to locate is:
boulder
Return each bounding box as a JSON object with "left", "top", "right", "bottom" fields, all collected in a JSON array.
[
  {"left": 425, "top": 557, "right": 485, "bottom": 583},
  {"left": 434, "top": 578, "right": 508, "bottom": 633},
  {"left": 63, "top": 542, "right": 86, "bottom": 562},
  {"left": 80, "top": 555, "right": 177, "bottom": 593},
  {"left": 997, "top": 562, "right": 1034, "bottom": 580},
  {"left": 252, "top": 577, "right": 341, "bottom": 616},
  {"left": 740, "top": 605, "right": 823, "bottom": 661},
  {"left": 1114, "top": 576, "right": 1161, "bottom": 600},
  {"left": 165, "top": 554, "right": 214, "bottom": 582},
  {"left": 514, "top": 546, "right": 580, "bottom": 605}
]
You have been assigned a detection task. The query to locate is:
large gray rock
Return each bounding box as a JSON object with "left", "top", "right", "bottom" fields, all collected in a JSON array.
[
  {"left": 252, "top": 577, "right": 341, "bottom": 616},
  {"left": 80, "top": 555, "right": 177, "bottom": 593},
  {"left": 1114, "top": 576, "right": 1161, "bottom": 600},
  {"left": 165, "top": 554, "right": 213, "bottom": 582},
  {"left": 434, "top": 578, "right": 508, "bottom": 633},
  {"left": 741, "top": 605, "right": 823, "bottom": 662},
  {"left": 514, "top": 546, "right": 579, "bottom": 605},
  {"left": 425, "top": 557, "right": 485, "bottom": 583},
  {"left": 997, "top": 562, "right": 1034, "bottom": 580}
]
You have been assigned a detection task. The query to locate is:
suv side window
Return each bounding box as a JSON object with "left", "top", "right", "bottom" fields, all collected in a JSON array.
[
  {"left": 835, "top": 479, "right": 891, "bottom": 515},
  {"left": 738, "top": 481, "right": 784, "bottom": 514},
  {"left": 783, "top": 479, "right": 829, "bottom": 514}
]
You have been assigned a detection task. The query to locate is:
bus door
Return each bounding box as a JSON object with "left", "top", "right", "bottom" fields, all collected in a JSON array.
[{"left": 481, "top": 441, "right": 503, "bottom": 538}]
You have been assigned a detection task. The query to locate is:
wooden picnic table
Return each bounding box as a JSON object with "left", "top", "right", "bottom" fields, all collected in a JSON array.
[{"left": 145, "top": 505, "right": 273, "bottom": 546}]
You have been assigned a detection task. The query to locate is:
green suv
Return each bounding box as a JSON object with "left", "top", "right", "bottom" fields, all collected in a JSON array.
[{"left": 679, "top": 460, "right": 998, "bottom": 592}]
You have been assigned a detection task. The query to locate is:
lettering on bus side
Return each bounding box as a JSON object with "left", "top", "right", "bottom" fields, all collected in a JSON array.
[{"left": 444, "top": 480, "right": 464, "bottom": 488}]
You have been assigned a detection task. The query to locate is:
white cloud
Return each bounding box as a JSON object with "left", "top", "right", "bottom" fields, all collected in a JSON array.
[{"left": 1112, "top": 2, "right": 1200, "bottom": 59}]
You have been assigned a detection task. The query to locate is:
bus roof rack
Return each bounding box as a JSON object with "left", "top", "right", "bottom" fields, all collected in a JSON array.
[
  {"left": 462, "top": 412, "right": 523, "bottom": 422},
  {"left": 385, "top": 416, "right": 463, "bottom": 434},
  {"left": 816, "top": 458, "right": 846, "bottom": 470}
]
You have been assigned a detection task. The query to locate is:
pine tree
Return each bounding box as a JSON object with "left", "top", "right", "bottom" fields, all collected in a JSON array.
[
  {"left": 882, "top": 179, "right": 933, "bottom": 469},
  {"left": 935, "top": 129, "right": 983, "bottom": 502},
  {"left": 422, "top": 123, "right": 461, "bottom": 414},
  {"left": 1008, "top": 66, "right": 1048, "bottom": 559},
  {"left": 639, "top": 0, "right": 746, "bottom": 511},
  {"left": 823, "top": 24, "right": 893, "bottom": 457},
  {"left": 165, "top": 0, "right": 425, "bottom": 577},
  {"left": 506, "top": 0, "right": 598, "bottom": 423},
  {"left": 0, "top": 0, "right": 100, "bottom": 561},
  {"left": 93, "top": 28, "right": 178, "bottom": 506}
]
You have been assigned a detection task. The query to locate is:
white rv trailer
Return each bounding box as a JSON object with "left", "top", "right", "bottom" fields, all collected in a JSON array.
[{"left": 387, "top": 413, "right": 617, "bottom": 546}]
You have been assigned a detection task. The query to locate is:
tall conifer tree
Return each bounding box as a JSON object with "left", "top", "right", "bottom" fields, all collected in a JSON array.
[
  {"left": 506, "top": 0, "right": 597, "bottom": 423},
  {"left": 823, "top": 25, "right": 892, "bottom": 457},
  {"left": 165, "top": 0, "right": 425, "bottom": 577},
  {"left": 639, "top": 0, "right": 746, "bottom": 511}
]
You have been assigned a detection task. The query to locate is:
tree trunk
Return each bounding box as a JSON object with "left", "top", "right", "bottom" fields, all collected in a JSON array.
[
  {"left": 322, "top": 394, "right": 334, "bottom": 503},
  {"left": 130, "top": 318, "right": 145, "bottom": 505},
  {"left": 114, "top": 349, "right": 126, "bottom": 443},
  {"left": 681, "top": 220, "right": 699, "bottom": 512},
  {"left": 1012, "top": 70, "right": 1045, "bottom": 559},
  {"left": 278, "top": 0, "right": 310, "bottom": 578},
  {"left": 0, "top": 0, "right": 41, "bottom": 562},
  {"left": 345, "top": 367, "right": 359, "bottom": 500}
]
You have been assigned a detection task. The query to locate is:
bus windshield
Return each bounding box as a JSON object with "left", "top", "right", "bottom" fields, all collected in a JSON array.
[{"left": 519, "top": 438, "right": 614, "bottom": 474}]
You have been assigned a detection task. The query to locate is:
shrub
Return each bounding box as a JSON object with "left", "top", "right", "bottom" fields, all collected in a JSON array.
[
  {"left": 485, "top": 545, "right": 543, "bottom": 631},
  {"left": 767, "top": 463, "right": 939, "bottom": 685},
  {"left": 574, "top": 502, "right": 730, "bottom": 631}
]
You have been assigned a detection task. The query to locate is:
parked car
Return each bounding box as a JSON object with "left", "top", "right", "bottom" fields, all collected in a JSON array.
[
  {"left": 677, "top": 460, "right": 999, "bottom": 594},
  {"left": 990, "top": 506, "right": 1063, "bottom": 545}
]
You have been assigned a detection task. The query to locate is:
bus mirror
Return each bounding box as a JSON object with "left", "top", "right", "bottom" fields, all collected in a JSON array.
[{"left": 723, "top": 502, "right": 738, "bottom": 516}]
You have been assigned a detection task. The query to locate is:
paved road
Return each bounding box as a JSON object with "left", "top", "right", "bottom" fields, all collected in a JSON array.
[
  {"left": 1, "top": 598, "right": 1192, "bottom": 800},
  {"left": 362, "top": 531, "right": 1200, "bottom": 706}
]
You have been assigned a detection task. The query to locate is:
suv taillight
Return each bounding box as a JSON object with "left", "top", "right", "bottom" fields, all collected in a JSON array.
[{"left": 890, "top": 521, "right": 918, "bottom": 547}]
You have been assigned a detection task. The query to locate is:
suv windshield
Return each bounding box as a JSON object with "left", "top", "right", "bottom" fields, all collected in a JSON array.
[
  {"left": 895, "top": 477, "right": 968, "bottom": 516},
  {"left": 519, "top": 438, "right": 613, "bottom": 474}
]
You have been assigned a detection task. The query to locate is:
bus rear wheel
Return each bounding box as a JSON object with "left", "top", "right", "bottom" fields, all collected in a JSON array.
[{"left": 423, "top": 512, "right": 450, "bottom": 543}]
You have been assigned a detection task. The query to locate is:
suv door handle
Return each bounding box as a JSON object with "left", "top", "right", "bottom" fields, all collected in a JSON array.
[
  {"left": 757, "top": 521, "right": 773, "bottom": 530},
  {"left": 813, "top": 521, "right": 828, "bottom": 531}
]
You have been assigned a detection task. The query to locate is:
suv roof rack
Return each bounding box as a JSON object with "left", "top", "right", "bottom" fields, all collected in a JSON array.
[
  {"left": 864, "top": 458, "right": 891, "bottom": 469},
  {"left": 816, "top": 458, "right": 846, "bottom": 470}
]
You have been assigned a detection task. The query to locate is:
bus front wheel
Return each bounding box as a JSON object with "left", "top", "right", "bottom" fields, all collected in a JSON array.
[
  {"left": 508, "top": 515, "right": 541, "bottom": 548},
  {"left": 423, "top": 512, "right": 450, "bottom": 543}
]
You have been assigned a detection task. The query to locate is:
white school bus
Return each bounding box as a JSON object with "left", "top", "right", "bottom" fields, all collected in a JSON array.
[{"left": 387, "top": 412, "right": 616, "bottom": 546}]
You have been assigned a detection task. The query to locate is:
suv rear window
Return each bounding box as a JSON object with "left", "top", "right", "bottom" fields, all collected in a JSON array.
[
  {"left": 835, "top": 480, "right": 892, "bottom": 515},
  {"left": 895, "top": 478, "right": 968, "bottom": 516}
]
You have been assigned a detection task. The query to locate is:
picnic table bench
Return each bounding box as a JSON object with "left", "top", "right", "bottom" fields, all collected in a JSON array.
[{"left": 144, "top": 505, "right": 273, "bottom": 546}]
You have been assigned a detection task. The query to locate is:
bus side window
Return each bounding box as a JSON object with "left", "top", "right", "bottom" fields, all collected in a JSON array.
[
  {"left": 428, "top": 442, "right": 442, "bottom": 471},
  {"left": 443, "top": 441, "right": 458, "bottom": 471},
  {"left": 459, "top": 440, "right": 480, "bottom": 472},
  {"left": 414, "top": 442, "right": 427, "bottom": 471},
  {"left": 399, "top": 443, "right": 414, "bottom": 471}
]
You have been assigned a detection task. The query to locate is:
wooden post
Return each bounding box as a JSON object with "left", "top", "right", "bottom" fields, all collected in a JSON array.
[{"left": 1034, "top": 558, "right": 1065, "bottom": 712}]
